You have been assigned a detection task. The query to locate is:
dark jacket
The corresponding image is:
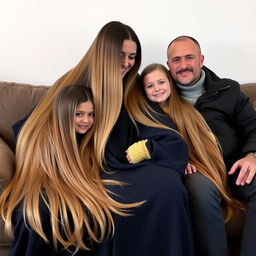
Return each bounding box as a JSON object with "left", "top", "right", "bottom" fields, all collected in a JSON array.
[{"left": 193, "top": 66, "right": 256, "bottom": 170}]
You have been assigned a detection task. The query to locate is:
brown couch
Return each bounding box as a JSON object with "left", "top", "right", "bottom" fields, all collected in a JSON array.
[{"left": 0, "top": 81, "right": 256, "bottom": 256}]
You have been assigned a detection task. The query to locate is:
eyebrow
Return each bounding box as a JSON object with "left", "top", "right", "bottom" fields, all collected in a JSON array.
[
  {"left": 171, "top": 54, "right": 194, "bottom": 60},
  {"left": 121, "top": 52, "right": 136, "bottom": 55}
]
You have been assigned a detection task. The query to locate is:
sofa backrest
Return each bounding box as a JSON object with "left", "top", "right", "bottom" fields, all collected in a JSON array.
[
  {"left": 0, "top": 81, "right": 49, "bottom": 151},
  {"left": 0, "top": 81, "right": 255, "bottom": 151}
]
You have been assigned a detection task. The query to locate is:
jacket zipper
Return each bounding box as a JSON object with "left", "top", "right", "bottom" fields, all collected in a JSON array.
[{"left": 196, "top": 85, "right": 231, "bottom": 105}]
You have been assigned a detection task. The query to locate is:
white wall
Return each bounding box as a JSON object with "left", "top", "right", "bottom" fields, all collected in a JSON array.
[{"left": 1, "top": 0, "right": 255, "bottom": 85}]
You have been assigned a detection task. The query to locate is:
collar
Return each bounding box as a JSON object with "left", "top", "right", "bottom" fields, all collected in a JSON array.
[{"left": 176, "top": 70, "right": 206, "bottom": 105}]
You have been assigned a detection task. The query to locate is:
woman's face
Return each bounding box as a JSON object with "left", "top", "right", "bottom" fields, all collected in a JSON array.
[
  {"left": 121, "top": 40, "right": 137, "bottom": 77},
  {"left": 143, "top": 69, "right": 171, "bottom": 107}
]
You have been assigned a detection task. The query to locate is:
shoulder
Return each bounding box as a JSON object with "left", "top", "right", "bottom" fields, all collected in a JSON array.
[
  {"left": 203, "top": 66, "right": 240, "bottom": 93},
  {"left": 220, "top": 78, "right": 241, "bottom": 93},
  {"left": 221, "top": 78, "right": 240, "bottom": 87}
]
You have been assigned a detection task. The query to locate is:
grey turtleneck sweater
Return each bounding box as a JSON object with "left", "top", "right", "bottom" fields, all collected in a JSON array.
[{"left": 176, "top": 70, "right": 206, "bottom": 106}]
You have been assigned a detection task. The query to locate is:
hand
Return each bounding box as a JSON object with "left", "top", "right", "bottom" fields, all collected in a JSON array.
[
  {"left": 125, "top": 150, "right": 134, "bottom": 164},
  {"left": 228, "top": 154, "right": 256, "bottom": 185},
  {"left": 185, "top": 162, "right": 197, "bottom": 175}
]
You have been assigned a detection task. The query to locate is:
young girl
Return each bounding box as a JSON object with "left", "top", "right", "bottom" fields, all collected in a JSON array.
[
  {"left": 127, "top": 63, "right": 243, "bottom": 221},
  {"left": 53, "top": 85, "right": 95, "bottom": 143},
  {"left": 126, "top": 64, "right": 196, "bottom": 174}
]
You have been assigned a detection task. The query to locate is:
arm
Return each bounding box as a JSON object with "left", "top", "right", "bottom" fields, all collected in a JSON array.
[
  {"left": 12, "top": 110, "right": 34, "bottom": 138},
  {"left": 126, "top": 139, "right": 196, "bottom": 175},
  {"left": 129, "top": 124, "right": 188, "bottom": 174},
  {"left": 126, "top": 139, "right": 151, "bottom": 164},
  {"left": 228, "top": 88, "right": 256, "bottom": 185},
  {"left": 126, "top": 101, "right": 188, "bottom": 173},
  {"left": 229, "top": 153, "right": 256, "bottom": 185}
]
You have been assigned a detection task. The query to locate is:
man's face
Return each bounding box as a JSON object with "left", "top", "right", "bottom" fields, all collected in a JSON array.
[{"left": 167, "top": 39, "right": 204, "bottom": 86}]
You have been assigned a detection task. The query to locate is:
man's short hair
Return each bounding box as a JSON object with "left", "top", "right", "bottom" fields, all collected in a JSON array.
[{"left": 167, "top": 36, "right": 201, "bottom": 54}]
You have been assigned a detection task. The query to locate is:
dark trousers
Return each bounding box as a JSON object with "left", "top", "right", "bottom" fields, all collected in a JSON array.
[{"left": 186, "top": 172, "right": 256, "bottom": 256}]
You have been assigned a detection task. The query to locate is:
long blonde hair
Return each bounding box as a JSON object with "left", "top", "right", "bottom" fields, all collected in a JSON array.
[
  {"left": 0, "top": 21, "right": 143, "bottom": 251},
  {"left": 139, "top": 64, "right": 243, "bottom": 221}
]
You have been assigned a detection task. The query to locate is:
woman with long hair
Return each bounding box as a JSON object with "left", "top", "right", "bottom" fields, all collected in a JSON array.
[{"left": 0, "top": 22, "right": 194, "bottom": 255}]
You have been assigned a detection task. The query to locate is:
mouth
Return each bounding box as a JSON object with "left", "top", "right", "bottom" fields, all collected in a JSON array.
[
  {"left": 121, "top": 66, "right": 131, "bottom": 76},
  {"left": 177, "top": 68, "right": 193, "bottom": 76},
  {"left": 78, "top": 125, "right": 90, "bottom": 130},
  {"left": 153, "top": 92, "right": 165, "bottom": 97},
  {"left": 121, "top": 68, "right": 127, "bottom": 74}
]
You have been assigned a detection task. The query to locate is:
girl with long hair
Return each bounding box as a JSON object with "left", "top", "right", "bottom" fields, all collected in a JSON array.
[
  {"left": 53, "top": 85, "right": 95, "bottom": 141},
  {"left": 126, "top": 63, "right": 243, "bottom": 221},
  {"left": 0, "top": 22, "right": 194, "bottom": 255}
]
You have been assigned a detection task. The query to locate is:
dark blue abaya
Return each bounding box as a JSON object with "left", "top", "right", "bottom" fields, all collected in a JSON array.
[{"left": 9, "top": 103, "right": 194, "bottom": 256}]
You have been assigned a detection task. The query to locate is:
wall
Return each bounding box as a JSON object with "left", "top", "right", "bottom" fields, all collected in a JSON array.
[{"left": 0, "top": 0, "right": 255, "bottom": 85}]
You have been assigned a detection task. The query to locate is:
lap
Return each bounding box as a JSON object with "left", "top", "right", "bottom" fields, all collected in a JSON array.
[
  {"left": 99, "top": 163, "right": 194, "bottom": 256},
  {"left": 228, "top": 170, "right": 256, "bottom": 202}
]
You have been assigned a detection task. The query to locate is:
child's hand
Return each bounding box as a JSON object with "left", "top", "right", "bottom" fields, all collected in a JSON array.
[
  {"left": 185, "top": 163, "right": 197, "bottom": 175},
  {"left": 125, "top": 140, "right": 150, "bottom": 164},
  {"left": 126, "top": 150, "right": 134, "bottom": 164}
]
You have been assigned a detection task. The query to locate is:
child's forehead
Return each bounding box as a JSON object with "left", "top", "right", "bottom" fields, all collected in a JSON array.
[
  {"left": 145, "top": 69, "right": 168, "bottom": 80},
  {"left": 76, "top": 101, "right": 94, "bottom": 110}
]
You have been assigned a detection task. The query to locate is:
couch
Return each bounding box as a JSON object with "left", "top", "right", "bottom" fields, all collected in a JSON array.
[{"left": 0, "top": 81, "right": 256, "bottom": 256}]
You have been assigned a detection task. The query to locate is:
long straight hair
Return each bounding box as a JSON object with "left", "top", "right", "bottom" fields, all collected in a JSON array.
[
  {"left": 139, "top": 63, "right": 244, "bottom": 221},
  {"left": 0, "top": 21, "right": 143, "bottom": 251}
]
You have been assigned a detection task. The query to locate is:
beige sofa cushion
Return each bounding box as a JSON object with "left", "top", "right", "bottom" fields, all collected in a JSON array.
[{"left": 0, "top": 82, "right": 49, "bottom": 150}]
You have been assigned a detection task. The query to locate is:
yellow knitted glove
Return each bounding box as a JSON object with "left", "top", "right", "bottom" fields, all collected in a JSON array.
[{"left": 127, "top": 139, "right": 151, "bottom": 163}]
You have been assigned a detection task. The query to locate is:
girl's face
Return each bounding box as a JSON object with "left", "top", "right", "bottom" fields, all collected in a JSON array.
[
  {"left": 143, "top": 69, "right": 171, "bottom": 107},
  {"left": 75, "top": 101, "right": 94, "bottom": 134},
  {"left": 121, "top": 40, "right": 137, "bottom": 77}
]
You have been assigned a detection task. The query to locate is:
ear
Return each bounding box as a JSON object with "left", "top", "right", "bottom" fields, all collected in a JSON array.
[
  {"left": 200, "top": 55, "right": 204, "bottom": 68},
  {"left": 166, "top": 60, "right": 170, "bottom": 69}
]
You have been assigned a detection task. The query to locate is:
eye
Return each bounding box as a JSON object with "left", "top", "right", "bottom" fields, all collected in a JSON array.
[
  {"left": 128, "top": 54, "right": 136, "bottom": 60},
  {"left": 159, "top": 80, "right": 166, "bottom": 84},
  {"left": 145, "top": 84, "right": 153, "bottom": 89},
  {"left": 186, "top": 55, "right": 194, "bottom": 60},
  {"left": 75, "top": 112, "right": 83, "bottom": 117},
  {"left": 88, "top": 112, "right": 95, "bottom": 118},
  {"left": 171, "top": 58, "right": 180, "bottom": 64}
]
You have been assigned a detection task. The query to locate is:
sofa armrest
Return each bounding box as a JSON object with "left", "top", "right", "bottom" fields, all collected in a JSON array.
[
  {"left": 0, "top": 137, "right": 15, "bottom": 193},
  {"left": 241, "top": 83, "right": 256, "bottom": 110},
  {"left": 0, "top": 137, "right": 15, "bottom": 248}
]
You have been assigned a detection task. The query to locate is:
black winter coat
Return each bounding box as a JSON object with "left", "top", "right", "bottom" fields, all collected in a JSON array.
[{"left": 193, "top": 66, "right": 256, "bottom": 170}]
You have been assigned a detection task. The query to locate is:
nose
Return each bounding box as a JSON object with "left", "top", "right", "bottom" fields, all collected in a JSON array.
[
  {"left": 180, "top": 58, "right": 188, "bottom": 68},
  {"left": 154, "top": 84, "right": 160, "bottom": 91},
  {"left": 82, "top": 115, "right": 89, "bottom": 123},
  {"left": 121, "top": 56, "right": 129, "bottom": 68}
]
